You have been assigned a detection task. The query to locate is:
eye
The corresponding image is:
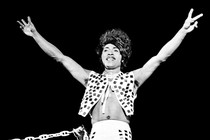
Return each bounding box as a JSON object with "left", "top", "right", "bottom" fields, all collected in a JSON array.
[
  {"left": 114, "top": 49, "right": 119, "bottom": 52},
  {"left": 103, "top": 49, "right": 108, "bottom": 52}
]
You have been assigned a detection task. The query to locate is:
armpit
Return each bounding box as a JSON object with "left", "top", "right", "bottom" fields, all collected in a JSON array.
[
  {"left": 134, "top": 80, "right": 140, "bottom": 88},
  {"left": 84, "top": 78, "right": 89, "bottom": 86}
]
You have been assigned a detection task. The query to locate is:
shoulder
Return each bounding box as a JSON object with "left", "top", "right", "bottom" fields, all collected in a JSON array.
[
  {"left": 123, "top": 71, "right": 134, "bottom": 78},
  {"left": 86, "top": 71, "right": 102, "bottom": 82},
  {"left": 122, "top": 71, "right": 140, "bottom": 87},
  {"left": 128, "top": 70, "right": 145, "bottom": 88},
  {"left": 88, "top": 71, "right": 101, "bottom": 77}
]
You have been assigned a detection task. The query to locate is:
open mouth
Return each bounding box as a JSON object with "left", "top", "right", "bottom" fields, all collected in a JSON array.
[{"left": 106, "top": 56, "right": 116, "bottom": 61}]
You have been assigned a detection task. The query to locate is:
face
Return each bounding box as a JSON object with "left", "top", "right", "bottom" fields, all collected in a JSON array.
[{"left": 101, "top": 43, "right": 122, "bottom": 70}]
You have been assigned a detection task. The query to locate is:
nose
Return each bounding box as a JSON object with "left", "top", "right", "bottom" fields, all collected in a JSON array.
[{"left": 108, "top": 50, "right": 114, "bottom": 55}]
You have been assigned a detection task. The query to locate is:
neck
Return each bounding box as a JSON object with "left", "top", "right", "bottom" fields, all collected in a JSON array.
[{"left": 104, "top": 67, "right": 121, "bottom": 75}]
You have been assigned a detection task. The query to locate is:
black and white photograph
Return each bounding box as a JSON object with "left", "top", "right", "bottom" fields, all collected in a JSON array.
[{"left": 2, "top": 5, "right": 208, "bottom": 140}]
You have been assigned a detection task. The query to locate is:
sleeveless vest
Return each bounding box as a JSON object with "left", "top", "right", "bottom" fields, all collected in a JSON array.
[{"left": 78, "top": 71, "right": 137, "bottom": 117}]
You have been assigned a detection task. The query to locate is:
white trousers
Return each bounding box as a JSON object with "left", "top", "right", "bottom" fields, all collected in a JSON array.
[{"left": 89, "top": 120, "right": 132, "bottom": 140}]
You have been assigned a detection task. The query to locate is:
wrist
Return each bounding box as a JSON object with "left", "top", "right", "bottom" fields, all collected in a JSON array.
[
  {"left": 179, "top": 27, "right": 188, "bottom": 35},
  {"left": 32, "top": 30, "right": 39, "bottom": 38}
]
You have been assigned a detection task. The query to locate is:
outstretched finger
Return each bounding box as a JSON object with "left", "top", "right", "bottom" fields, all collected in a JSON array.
[
  {"left": 17, "top": 20, "right": 24, "bottom": 27},
  {"left": 188, "top": 8, "right": 194, "bottom": 18},
  {"left": 21, "top": 19, "right": 27, "bottom": 25},
  {"left": 193, "top": 13, "right": 203, "bottom": 21},
  {"left": 28, "top": 16, "right": 32, "bottom": 23}
]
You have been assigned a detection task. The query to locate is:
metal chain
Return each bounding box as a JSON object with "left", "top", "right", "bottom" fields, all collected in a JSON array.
[{"left": 10, "top": 125, "right": 88, "bottom": 140}]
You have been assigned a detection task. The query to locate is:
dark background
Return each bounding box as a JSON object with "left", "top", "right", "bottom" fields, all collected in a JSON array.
[{"left": 2, "top": 5, "right": 209, "bottom": 140}]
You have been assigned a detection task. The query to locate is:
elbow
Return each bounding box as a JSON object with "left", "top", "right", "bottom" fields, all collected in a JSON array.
[
  {"left": 53, "top": 54, "right": 65, "bottom": 63},
  {"left": 54, "top": 56, "right": 62, "bottom": 62},
  {"left": 156, "top": 54, "right": 170, "bottom": 63}
]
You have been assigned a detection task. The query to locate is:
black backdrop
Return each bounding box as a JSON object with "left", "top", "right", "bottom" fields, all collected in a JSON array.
[{"left": 2, "top": 5, "right": 209, "bottom": 140}]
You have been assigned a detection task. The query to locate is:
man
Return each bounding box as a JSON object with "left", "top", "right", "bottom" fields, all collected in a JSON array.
[{"left": 17, "top": 9, "right": 203, "bottom": 140}]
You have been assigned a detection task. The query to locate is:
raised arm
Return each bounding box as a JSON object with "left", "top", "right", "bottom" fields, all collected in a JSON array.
[
  {"left": 17, "top": 16, "right": 90, "bottom": 86},
  {"left": 133, "top": 9, "right": 203, "bottom": 86}
]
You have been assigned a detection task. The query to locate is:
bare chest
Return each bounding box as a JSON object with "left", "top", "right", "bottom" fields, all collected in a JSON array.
[{"left": 91, "top": 84, "right": 128, "bottom": 123}]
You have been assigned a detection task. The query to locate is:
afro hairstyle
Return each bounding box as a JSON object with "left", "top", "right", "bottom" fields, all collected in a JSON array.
[{"left": 96, "top": 28, "right": 132, "bottom": 69}]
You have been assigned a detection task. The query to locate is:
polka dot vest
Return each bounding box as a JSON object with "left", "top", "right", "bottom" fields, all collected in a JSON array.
[{"left": 78, "top": 71, "right": 137, "bottom": 117}]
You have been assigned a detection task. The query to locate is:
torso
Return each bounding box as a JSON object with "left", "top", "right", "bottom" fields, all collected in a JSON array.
[{"left": 91, "top": 78, "right": 130, "bottom": 124}]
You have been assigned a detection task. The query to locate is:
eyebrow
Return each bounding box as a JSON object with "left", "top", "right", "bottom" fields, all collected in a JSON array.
[{"left": 103, "top": 46, "right": 118, "bottom": 50}]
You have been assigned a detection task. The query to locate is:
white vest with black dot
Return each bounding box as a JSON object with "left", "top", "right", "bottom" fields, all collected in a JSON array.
[{"left": 78, "top": 71, "right": 137, "bottom": 117}]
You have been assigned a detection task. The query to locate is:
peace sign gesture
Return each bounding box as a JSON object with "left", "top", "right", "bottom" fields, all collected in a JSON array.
[
  {"left": 183, "top": 8, "right": 203, "bottom": 33},
  {"left": 17, "top": 16, "right": 37, "bottom": 37}
]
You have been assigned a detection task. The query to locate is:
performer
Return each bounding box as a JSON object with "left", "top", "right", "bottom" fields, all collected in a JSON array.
[{"left": 17, "top": 9, "right": 203, "bottom": 140}]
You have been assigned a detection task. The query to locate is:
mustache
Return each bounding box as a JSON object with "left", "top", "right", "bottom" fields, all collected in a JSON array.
[{"left": 106, "top": 56, "right": 116, "bottom": 60}]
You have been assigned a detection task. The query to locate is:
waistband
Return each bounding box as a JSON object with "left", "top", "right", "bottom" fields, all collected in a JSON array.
[{"left": 92, "top": 120, "right": 130, "bottom": 130}]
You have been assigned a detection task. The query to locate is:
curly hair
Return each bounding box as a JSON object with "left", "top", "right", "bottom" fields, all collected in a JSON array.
[{"left": 96, "top": 28, "right": 132, "bottom": 69}]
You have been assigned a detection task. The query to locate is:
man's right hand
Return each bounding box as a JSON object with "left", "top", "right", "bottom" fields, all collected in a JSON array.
[{"left": 17, "top": 16, "right": 36, "bottom": 37}]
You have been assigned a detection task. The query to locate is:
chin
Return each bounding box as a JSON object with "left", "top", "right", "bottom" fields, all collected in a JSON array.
[
  {"left": 106, "top": 67, "right": 115, "bottom": 70},
  {"left": 105, "top": 65, "right": 120, "bottom": 70}
]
